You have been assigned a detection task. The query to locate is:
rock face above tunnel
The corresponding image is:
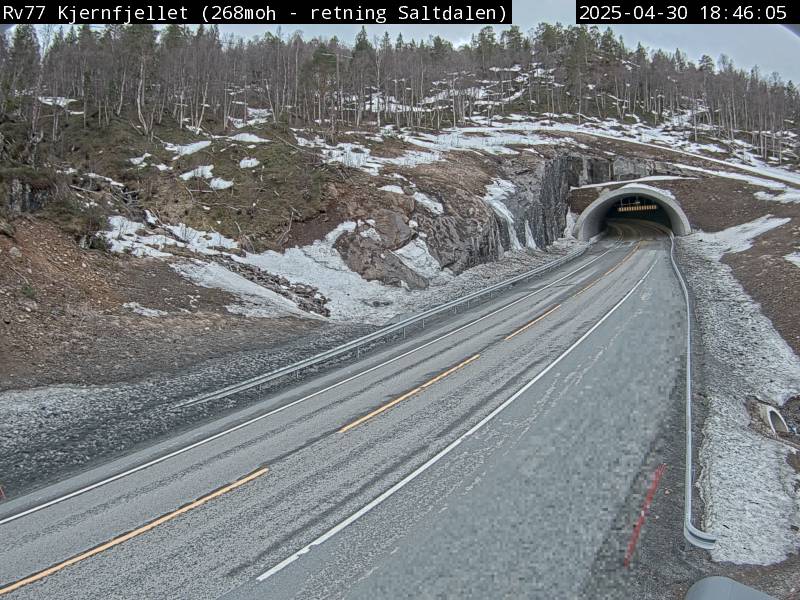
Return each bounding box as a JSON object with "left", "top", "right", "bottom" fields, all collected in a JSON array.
[{"left": 565, "top": 154, "right": 683, "bottom": 189}]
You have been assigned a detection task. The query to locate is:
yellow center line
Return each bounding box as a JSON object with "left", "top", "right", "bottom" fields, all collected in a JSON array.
[
  {"left": 575, "top": 242, "right": 641, "bottom": 297},
  {"left": 504, "top": 304, "right": 562, "bottom": 341},
  {"left": 0, "top": 466, "right": 269, "bottom": 596},
  {"left": 339, "top": 354, "right": 481, "bottom": 433}
]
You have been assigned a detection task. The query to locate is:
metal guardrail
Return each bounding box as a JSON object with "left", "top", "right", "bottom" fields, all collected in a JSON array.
[
  {"left": 667, "top": 231, "right": 717, "bottom": 550},
  {"left": 181, "top": 245, "right": 589, "bottom": 407}
]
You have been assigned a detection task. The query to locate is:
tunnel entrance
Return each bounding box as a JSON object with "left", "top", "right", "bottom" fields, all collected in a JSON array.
[{"left": 572, "top": 185, "right": 691, "bottom": 241}]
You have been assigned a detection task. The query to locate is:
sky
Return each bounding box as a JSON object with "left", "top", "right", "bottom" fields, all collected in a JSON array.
[
  {"left": 215, "top": 0, "right": 800, "bottom": 83},
  {"left": 1, "top": 2, "right": 798, "bottom": 82}
]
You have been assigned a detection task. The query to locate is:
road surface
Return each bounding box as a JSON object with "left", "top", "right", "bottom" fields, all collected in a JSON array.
[{"left": 0, "top": 222, "right": 686, "bottom": 599}]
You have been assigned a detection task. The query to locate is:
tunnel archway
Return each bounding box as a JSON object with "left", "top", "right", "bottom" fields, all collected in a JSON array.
[{"left": 572, "top": 185, "right": 691, "bottom": 241}]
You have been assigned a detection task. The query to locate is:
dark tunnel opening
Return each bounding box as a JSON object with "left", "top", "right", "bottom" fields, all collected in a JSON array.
[{"left": 602, "top": 194, "right": 674, "bottom": 231}]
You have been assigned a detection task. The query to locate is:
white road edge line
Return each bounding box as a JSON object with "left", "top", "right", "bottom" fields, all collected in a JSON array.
[
  {"left": 0, "top": 246, "right": 617, "bottom": 528},
  {"left": 256, "top": 258, "right": 658, "bottom": 583}
]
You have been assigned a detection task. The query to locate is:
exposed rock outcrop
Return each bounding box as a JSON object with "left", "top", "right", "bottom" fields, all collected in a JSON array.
[
  {"left": 1, "top": 173, "right": 56, "bottom": 216},
  {"left": 335, "top": 230, "right": 430, "bottom": 290},
  {"left": 499, "top": 155, "right": 572, "bottom": 250}
]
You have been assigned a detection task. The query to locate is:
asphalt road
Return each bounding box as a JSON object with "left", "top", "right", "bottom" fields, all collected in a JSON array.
[{"left": 0, "top": 223, "right": 686, "bottom": 599}]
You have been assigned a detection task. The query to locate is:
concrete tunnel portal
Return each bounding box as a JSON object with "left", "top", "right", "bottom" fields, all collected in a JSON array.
[{"left": 572, "top": 185, "right": 692, "bottom": 241}]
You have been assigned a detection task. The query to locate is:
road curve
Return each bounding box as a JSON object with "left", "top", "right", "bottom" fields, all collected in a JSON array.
[{"left": 0, "top": 223, "right": 686, "bottom": 599}]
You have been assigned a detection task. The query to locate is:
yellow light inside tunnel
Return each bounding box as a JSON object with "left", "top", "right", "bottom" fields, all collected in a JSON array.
[{"left": 617, "top": 204, "right": 657, "bottom": 212}]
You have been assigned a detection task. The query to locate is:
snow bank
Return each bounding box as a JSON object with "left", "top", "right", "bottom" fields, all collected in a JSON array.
[
  {"left": 563, "top": 209, "right": 577, "bottom": 239},
  {"left": 379, "top": 185, "right": 404, "bottom": 194},
  {"left": 87, "top": 172, "right": 124, "bottom": 188},
  {"left": 676, "top": 164, "right": 789, "bottom": 191},
  {"left": 524, "top": 220, "right": 538, "bottom": 250},
  {"left": 38, "top": 96, "right": 74, "bottom": 107},
  {"left": 237, "top": 221, "right": 413, "bottom": 324}
]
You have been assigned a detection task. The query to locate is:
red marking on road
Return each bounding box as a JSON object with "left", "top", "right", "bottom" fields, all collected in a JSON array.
[{"left": 623, "top": 463, "right": 666, "bottom": 568}]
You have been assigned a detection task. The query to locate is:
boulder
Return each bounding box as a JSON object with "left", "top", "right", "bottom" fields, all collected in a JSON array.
[{"left": 371, "top": 209, "right": 413, "bottom": 249}]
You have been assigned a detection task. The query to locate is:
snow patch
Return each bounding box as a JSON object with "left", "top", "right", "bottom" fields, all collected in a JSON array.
[
  {"left": 693, "top": 216, "right": 790, "bottom": 257},
  {"left": 210, "top": 177, "right": 234, "bottom": 190},
  {"left": 239, "top": 158, "right": 260, "bottom": 169},
  {"left": 228, "top": 133, "right": 270, "bottom": 143},
  {"left": 38, "top": 96, "right": 74, "bottom": 107},
  {"left": 129, "top": 153, "right": 151, "bottom": 166},
  {"left": 171, "top": 261, "right": 312, "bottom": 319},
  {"left": 165, "top": 140, "right": 211, "bottom": 159},
  {"left": 180, "top": 165, "right": 214, "bottom": 181},
  {"left": 754, "top": 190, "right": 800, "bottom": 204},
  {"left": 412, "top": 191, "right": 444, "bottom": 216},
  {"left": 394, "top": 237, "right": 446, "bottom": 281},
  {"left": 123, "top": 302, "right": 167, "bottom": 317},
  {"left": 524, "top": 220, "right": 538, "bottom": 250},
  {"left": 785, "top": 252, "right": 800, "bottom": 269}
]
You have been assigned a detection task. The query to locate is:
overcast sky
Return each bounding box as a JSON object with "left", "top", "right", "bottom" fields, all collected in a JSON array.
[{"left": 218, "top": 0, "right": 800, "bottom": 82}]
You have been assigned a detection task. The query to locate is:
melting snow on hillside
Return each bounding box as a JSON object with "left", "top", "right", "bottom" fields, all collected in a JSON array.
[
  {"left": 692, "top": 215, "right": 790, "bottom": 257},
  {"left": 165, "top": 140, "right": 211, "bottom": 159},
  {"left": 785, "top": 252, "right": 800, "bottom": 269},
  {"left": 103, "top": 216, "right": 238, "bottom": 258},
  {"left": 239, "top": 158, "right": 260, "bottom": 169},
  {"left": 172, "top": 260, "right": 313, "bottom": 319},
  {"left": 482, "top": 178, "right": 522, "bottom": 251},
  {"left": 412, "top": 191, "right": 444, "bottom": 215}
]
